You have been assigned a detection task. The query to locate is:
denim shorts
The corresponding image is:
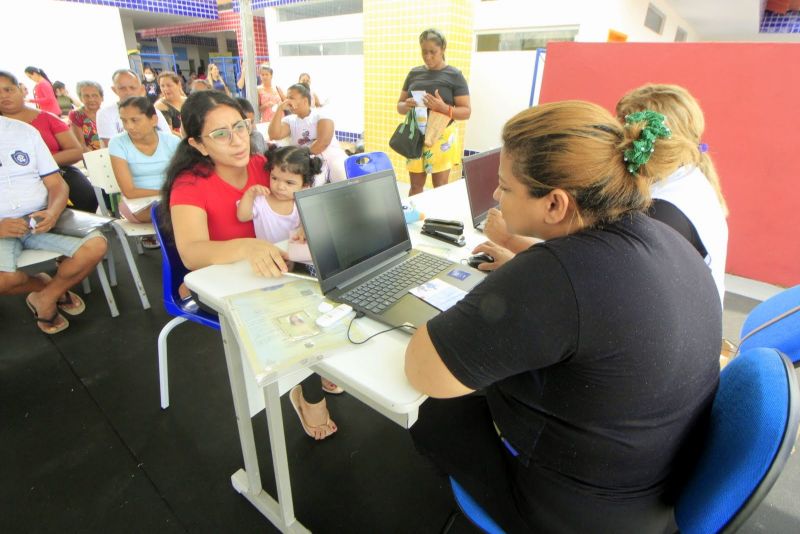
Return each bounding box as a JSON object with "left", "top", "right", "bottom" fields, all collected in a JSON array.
[{"left": 0, "top": 230, "right": 104, "bottom": 272}]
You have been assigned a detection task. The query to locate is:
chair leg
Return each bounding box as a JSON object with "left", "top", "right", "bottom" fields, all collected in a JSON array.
[
  {"left": 81, "top": 277, "right": 91, "bottom": 294},
  {"left": 158, "top": 316, "right": 188, "bottom": 409},
  {"left": 106, "top": 245, "right": 117, "bottom": 287},
  {"left": 135, "top": 239, "right": 144, "bottom": 255},
  {"left": 94, "top": 262, "right": 119, "bottom": 317},
  {"left": 112, "top": 223, "right": 151, "bottom": 310}
]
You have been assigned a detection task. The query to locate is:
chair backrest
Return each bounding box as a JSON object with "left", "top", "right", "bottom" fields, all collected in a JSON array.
[
  {"left": 739, "top": 284, "right": 800, "bottom": 365},
  {"left": 150, "top": 203, "right": 219, "bottom": 329},
  {"left": 675, "top": 347, "right": 800, "bottom": 534},
  {"left": 83, "top": 148, "right": 121, "bottom": 194},
  {"left": 344, "top": 151, "right": 393, "bottom": 179}
]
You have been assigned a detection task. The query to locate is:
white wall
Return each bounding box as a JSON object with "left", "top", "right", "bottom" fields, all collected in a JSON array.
[
  {"left": 2, "top": 0, "right": 128, "bottom": 103},
  {"left": 463, "top": 50, "right": 542, "bottom": 152},
  {"left": 263, "top": 10, "right": 364, "bottom": 134},
  {"left": 473, "top": 0, "right": 697, "bottom": 42}
]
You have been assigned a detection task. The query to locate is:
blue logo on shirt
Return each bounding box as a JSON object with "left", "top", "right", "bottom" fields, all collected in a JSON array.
[{"left": 11, "top": 150, "right": 30, "bottom": 166}]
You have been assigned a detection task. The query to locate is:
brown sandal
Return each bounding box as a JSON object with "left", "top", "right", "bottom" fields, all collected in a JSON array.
[{"left": 26, "top": 296, "right": 69, "bottom": 334}]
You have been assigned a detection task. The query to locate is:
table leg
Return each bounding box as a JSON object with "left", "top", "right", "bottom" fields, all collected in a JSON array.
[{"left": 219, "top": 317, "right": 309, "bottom": 533}]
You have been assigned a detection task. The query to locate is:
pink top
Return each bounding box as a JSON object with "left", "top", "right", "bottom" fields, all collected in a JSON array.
[
  {"left": 258, "top": 86, "right": 282, "bottom": 123},
  {"left": 30, "top": 111, "right": 69, "bottom": 154},
  {"left": 31, "top": 79, "right": 61, "bottom": 116},
  {"left": 251, "top": 195, "right": 301, "bottom": 243}
]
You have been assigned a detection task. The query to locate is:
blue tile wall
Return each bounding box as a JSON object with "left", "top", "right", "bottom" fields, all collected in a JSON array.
[
  {"left": 251, "top": 0, "right": 311, "bottom": 9},
  {"left": 62, "top": 0, "right": 218, "bottom": 19},
  {"left": 334, "top": 131, "right": 362, "bottom": 144},
  {"left": 760, "top": 10, "right": 800, "bottom": 33}
]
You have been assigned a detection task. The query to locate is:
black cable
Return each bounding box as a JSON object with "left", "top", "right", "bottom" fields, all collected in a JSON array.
[{"left": 346, "top": 312, "right": 416, "bottom": 344}]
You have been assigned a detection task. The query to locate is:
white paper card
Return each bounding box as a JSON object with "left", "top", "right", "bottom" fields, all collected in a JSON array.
[{"left": 409, "top": 278, "right": 467, "bottom": 312}]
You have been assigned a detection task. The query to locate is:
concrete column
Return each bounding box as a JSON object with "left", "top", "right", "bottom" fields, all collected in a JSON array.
[
  {"left": 216, "top": 33, "right": 228, "bottom": 54},
  {"left": 120, "top": 14, "right": 139, "bottom": 52},
  {"left": 157, "top": 36, "right": 174, "bottom": 57},
  {"left": 362, "top": 0, "right": 474, "bottom": 184}
]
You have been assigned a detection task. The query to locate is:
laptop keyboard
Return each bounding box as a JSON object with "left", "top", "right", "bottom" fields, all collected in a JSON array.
[{"left": 341, "top": 253, "right": 453, "bottom": 314}]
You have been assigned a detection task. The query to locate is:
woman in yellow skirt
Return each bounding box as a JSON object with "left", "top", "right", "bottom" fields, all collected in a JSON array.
[{"left": 397, "top": 28, "right": 471, "bottom": 195}]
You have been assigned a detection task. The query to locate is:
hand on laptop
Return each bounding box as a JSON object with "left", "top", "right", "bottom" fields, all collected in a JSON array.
[{"left": 471, "top": 241, "right": 514, "bottom": 271}]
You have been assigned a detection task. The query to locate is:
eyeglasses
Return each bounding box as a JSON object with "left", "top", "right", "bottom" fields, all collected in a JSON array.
[{"left": 202, "top": 119, "right": 252, "bottom": 144}]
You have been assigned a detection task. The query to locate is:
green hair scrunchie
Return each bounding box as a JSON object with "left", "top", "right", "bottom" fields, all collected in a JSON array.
[{"left": 623, "top": 110, "right": 671, "bottom": 174}]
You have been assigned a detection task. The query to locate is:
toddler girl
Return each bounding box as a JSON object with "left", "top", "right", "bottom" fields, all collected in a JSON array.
[{"left": 236, "top": 144, "right": 321, "bottom": 244}]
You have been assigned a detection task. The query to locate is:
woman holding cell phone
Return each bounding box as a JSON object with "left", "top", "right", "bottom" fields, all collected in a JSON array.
[{"left": 397, "top": 28, "right": 471, "bottom": 195}]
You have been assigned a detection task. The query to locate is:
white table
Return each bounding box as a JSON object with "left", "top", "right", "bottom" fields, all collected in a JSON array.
[{"left": 184, "top": 179, "right": 487, "bottom": 532}]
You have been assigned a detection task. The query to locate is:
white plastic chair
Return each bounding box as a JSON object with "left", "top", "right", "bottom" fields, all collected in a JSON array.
[{"left": 82, "top": 149, "right": 151, "bottom": 311}]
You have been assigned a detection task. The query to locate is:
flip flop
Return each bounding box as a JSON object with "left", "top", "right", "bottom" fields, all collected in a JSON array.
[
  {"left": 26, "top": 296, "right": 69, "bottom": 334},
  {"left": 289, "top": 385, "right": 337, "bottom": 440},
  {"left": 34, "top": 273, "right": 85, "bottom": 316},
  {"left": 321, "top": 377, "right": 344, "bottom": 395},
  {"left": 56, "top": 291, "right": 85, "bottom": 316}
]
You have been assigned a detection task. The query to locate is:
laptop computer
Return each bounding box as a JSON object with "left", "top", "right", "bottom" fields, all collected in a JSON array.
[
  {"left": 295, "top": 170, "right": 485, "bottom": 329},
  {"left": 463, "top": 147, "right": 501, "bottom": 231}
]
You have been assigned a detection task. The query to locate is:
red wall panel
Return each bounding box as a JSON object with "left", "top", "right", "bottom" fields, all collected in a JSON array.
[{"left": 539, "top": 42, "right": 799, "bottom": 287}]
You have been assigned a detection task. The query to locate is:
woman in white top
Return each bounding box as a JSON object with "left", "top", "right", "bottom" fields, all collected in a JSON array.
[
  {"left": 475, "top": 84, "right": 729, "bottom": 307},
  {"left": 268, "top": 83, "right": 347, "bottom": 185},
  {"left": 616, "top": 84, "right": 728, "bottom": 306}
]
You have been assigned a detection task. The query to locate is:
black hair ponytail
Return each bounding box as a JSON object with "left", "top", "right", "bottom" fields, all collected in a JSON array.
[{"left": 24, "top": 66, "right": 50, "bottom": 83}]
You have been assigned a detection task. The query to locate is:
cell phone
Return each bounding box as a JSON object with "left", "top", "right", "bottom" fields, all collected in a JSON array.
[{"left": 420, "top": 227, "right": 466, "bottom": 247}]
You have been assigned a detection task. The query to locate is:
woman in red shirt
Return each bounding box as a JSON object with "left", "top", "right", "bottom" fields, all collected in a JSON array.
[
  {"left": 0, "top": 71, "right": 97, "bottom": 213},
  {"left": 24, "top": 66, "right": 61, "bottom": 117},
  {"left": 161, "top": 90, "right": 339, "bottom": 440}
]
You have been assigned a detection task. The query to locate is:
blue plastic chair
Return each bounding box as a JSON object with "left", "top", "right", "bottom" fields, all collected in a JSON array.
[
  {"left": 151, "top": 204, "right": 220, "bottom": 409},
  {"left": 448, "top": 478, "right": 506, "bottom": 534},
  {"left": 738, "top": 285, "right": 800, "bottom": 366},
  {"left": 445, "top": 438, "right": 517, "bottom": 533},
  {"left": 344, "top": 151, "right": 393, "bottom": 179},
  {"left": 675, "top": 347, "right": 800, "bottom": 534}
]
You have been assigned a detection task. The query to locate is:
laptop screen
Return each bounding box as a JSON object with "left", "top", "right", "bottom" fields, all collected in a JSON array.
[
  {"left": 463, "top": 148, "right": 501, "bottom": 227},
  {"left": 295, "top": 170, "right": 410, "bottom": 292}
]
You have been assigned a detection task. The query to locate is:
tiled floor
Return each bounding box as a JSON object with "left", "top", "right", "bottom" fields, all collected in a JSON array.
[{"left": 1, "top": 239, "right": 797, "bottom": 533}]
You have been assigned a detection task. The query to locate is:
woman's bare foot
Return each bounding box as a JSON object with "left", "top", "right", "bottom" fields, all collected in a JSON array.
[
  {"left": 290, "top": 386, "right": 337, "bottom": 440},
  {"left": 321, "top": 377, "right": 344, "bottom": 394}
]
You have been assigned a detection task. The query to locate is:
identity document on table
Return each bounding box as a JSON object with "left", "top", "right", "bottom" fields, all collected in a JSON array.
[{"left": 223, "top": 279, "right": 363, "bottom": 386}]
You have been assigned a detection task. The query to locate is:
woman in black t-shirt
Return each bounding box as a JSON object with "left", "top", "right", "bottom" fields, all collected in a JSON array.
[
  {"left": 397, "top": 29, "right": 471, "bottom": 195},
  {"left": 404, "top": 101, "right": 722, "bottom": 533}
]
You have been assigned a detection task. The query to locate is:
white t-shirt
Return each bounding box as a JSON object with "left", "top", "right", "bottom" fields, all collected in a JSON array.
[
  {"left": 251, "top": 195, "right": 300, "bottom": 243},
  {"left": 281, "top": 108, "right": 340, "bottom": 149},
  {"left": 0, "top": 117, "right": 59, "bottom": 219},
  {"left": 651, "top": 165, "right": 728, "bottom": 305},
  {"left": 281, "top": 108, "right": 347, "bottom": 185},
  {"left": 96, "top": 103, "right": 171, "bottom": 141}
]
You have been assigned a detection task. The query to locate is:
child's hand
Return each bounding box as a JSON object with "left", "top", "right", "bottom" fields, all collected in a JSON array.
[
  {"left": 246, "top": 184, "right": 271, "bottom": 198},
  {"left": 289, "top": 226, "right": 306, "bottom": 243}
]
